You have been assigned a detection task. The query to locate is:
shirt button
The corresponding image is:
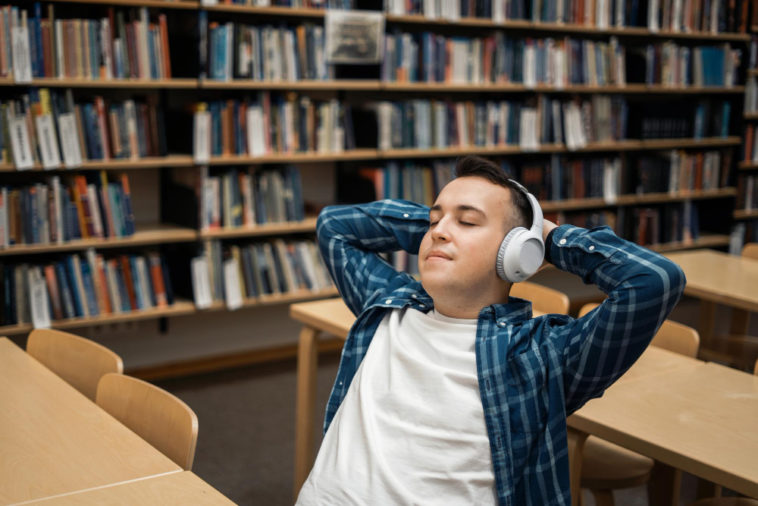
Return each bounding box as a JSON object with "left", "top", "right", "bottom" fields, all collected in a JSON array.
[
  {"left": 403, "top": 213, "right": 409, "bottom": 218},
  {"left": 559, "top": 238, "right": 567, "bottom": 245},
  {"left": 497, "top": 321, "right": 506, "bottom": 327},
  {"left": 385, "top": 299, "right": 392, "bottom": 304},
  {"left": 419, "top": 303, "right": 425, "bottom": 308},
  {"left": 589, "top": 245, "right": 595, "bottom": 251},
  {"left": 411, "top": 294, "right": 418, "bottom": 299}
]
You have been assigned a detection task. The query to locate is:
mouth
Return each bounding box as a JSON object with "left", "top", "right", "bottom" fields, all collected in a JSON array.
[{"left": 426, "top": 250, "right": 452, "bottom": 261}]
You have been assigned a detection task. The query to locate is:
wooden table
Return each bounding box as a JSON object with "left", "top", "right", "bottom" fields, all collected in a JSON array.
[
  {"left": 0, "top": 338, "right": 182, "bottom": 504},
  {"left": 18, "top": 472, "right": 234, "bottom": 505},
  {"left": 665, "top": 250, "right": 758, "bottom": 361},
  {"left": 569, "top": 359, "right": 758, "bottom": 501}
]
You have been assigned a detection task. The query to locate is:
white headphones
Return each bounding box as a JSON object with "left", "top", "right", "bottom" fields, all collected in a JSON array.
[{"left": 495, "top": 180, "right": 545, "bottom": 283}]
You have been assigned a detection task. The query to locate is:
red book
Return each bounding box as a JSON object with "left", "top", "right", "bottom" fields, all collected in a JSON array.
[{"left": 119, "top": 255, "right": 138, "bottom": 311}]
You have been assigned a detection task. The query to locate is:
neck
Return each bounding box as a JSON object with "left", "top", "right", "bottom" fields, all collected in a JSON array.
[{"left": 431, "top": 285, "right": 512, "bottom": 319}]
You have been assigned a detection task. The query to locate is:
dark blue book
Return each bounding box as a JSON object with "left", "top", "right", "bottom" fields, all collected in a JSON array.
[
  {"left": 129, "top": 256, "right": 145, "bottom": 310},
  {"left": 160, "top": 255, "right": 174, "bottom": 305},
  {"left": 4, "top": 265, "right": 15, "bottom": 324},
  {"left": 240, "top": 246, "right": 257, "bottom": 298},
  {"left": 64, "top": 256, "right": 84, "bottom": 317},
  {"left": 80, "top": 260, "right": 99, "bottom": 316}
]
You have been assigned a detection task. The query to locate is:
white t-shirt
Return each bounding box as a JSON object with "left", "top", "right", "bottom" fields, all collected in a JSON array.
[{"left": 296, "top": 307, "right": 496, "bottom": 505}]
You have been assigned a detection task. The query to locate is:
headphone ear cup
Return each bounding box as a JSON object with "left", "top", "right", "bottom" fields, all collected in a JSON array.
[{"left": 496, "top": 227, "right": 526, "bottom": 281}]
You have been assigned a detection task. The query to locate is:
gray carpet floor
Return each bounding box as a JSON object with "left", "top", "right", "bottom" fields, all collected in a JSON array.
[{"left": 155, "top": 296, "right": 753, "bottom": 505}]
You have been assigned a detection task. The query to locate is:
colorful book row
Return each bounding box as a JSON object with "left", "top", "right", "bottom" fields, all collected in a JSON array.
[
  {"left": 0, "top": 172, "right": 135, "bottom": 248},
  {"left": 0, "top": 250, "right": 173, "bottom": 327},
  {"left": 0, "top": 88, "right": 167, "bottom": 169}
]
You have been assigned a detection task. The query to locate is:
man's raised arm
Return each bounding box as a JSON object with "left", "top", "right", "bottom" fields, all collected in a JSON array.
[
  {"left": 544, "top": 224, "right": 686, "bottom": 413},
  {"left": 317, "top": 200, "right": 430, "bottom": 316}
]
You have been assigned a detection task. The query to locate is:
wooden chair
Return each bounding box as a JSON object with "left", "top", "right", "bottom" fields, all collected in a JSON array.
[
  {"left": 96, "top": 373, "right": 199, "bottom": 470},
  {"left": 26, "top": 328, "right": 123, "bottom": 401},
  {"left": 510, "top": 281, "right": 570, "bottom": 315},
  {"left": 575, "top": 302, "right": 700, "bottom": 506}
]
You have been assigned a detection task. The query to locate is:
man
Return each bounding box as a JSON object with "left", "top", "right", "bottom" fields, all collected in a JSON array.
[{"left": 296, "top": 155, "right": 685, "bottom": 505}]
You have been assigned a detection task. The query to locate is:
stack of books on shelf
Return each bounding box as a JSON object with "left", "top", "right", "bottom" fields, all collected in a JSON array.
[
  {"left": 199, "top": 165, "right": 305, "bottom": 230},
  {"left": 355, "top": 159, "right": 456, "bottom": 204},
  {"left": 634, "top": 98, "right": 731, "bottom": 139},
  {"left": 5, "top": 4, "right": 172, "bottom": 81},
  {"left": 643, "top": 43, "right": 740, "bottom": 87},
  {"left": 0, "top": 249, "right": 173, "bottom": 327},
  {"left": 204, "top": 19, "right": 331, "bottom": 81},
  {"left": 382, "top": 32, "right": 626, "bottom": 86},
  {"left": 736, "top": 174, "right": 757, "bottom": 212},
  {"left": 376, "top": 95, "right": 628, "bottom": 150},
  {"left": 0, "top": 88, "right": 167, "bottom": 168},
  {"left": 193, "top": 93, "right": 353, "bottom": 160},
  {"left": 192, "top": 238, "right": 332, "bottom": 308},
  {"left": 0, "top": 172, "right": 136, "bottom": 248},
  {"left": 198, "top": 0, "right": 343, "bottom": 8}
]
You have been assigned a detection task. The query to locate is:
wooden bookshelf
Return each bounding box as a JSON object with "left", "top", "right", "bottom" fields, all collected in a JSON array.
[
  {"left": 202, "top": 4, "right": 326, "bottom": 17},
  {"left": 738, "top": 161, "right": 758, "bottom": 170},
  {"left": 734, "top": 209, "right": 758, "bottom": 220},
  {"left": 648, "top": 234, "right": 731, "bottom": 253},
  {"left": 377, "top": 137, "right": 741, "bottom": 159},
  {"left": 0, "top": 77, "right": 198, "bottom": 89},
  {"left": 541, "top": 188, "right": 737, "bottom": 213},
  {"left": 43, "top": 0, "right": 200, "bottom": 8},
  {"left": 202, "top": 287, "right": 338, "bottom": 312},
  {"left": 0, "top": 155, "right": 195, "bottom": 172},
  {"left": 206, "top": 149, "right": 380, "bottom": 165},
  {"left": 0, "top": 300, "right": 198, "bottom": 337},
  {"left": 200, "top": 217, "right": 318, "bottom": 239},
  {"left": 198, "top": 80, "right": 745, "bottom": 94},
  {"left": 384, "top": 14, "right": 751, "bottom": 41},
  {"left": 0, "top": 224, "right": 198, "bottom": 257}
]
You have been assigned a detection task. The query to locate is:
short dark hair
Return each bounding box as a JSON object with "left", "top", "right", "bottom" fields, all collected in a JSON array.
[{"left": 454, "top": 155, "right": 532, "bottom": 230}]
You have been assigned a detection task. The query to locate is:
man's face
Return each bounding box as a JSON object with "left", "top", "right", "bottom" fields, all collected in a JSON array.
[{"left": 418, "top": 176, "right": 513, "bottom": 303}]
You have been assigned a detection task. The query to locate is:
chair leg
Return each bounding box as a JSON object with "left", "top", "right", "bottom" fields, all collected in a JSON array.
[{"left": 591, "top": 489, "right": 615, "bottom": 506}]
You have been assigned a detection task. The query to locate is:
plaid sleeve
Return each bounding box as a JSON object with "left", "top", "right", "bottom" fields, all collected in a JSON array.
[
  {"left": 546, "top": 225, "right": 687, "bottom": 413},
  {"left": 316, "top": 200, "right": 430, "bottom": 316}
]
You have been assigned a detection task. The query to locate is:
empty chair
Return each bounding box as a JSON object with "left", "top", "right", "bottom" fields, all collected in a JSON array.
[
  {"left": 576, "top": 302, "right": 700, "bottom": 506},
  {"left": 96, "top": 373, "right": 199, "bottom": 470},
  {"left": 26, "top": 328, "right": 123, "bottom": 401},
  {"left": 510, "top": 280, "right": 570, "bottom": 315}
]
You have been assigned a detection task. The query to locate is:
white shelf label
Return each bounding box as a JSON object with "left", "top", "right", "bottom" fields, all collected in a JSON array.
[
  {"left": 194, "top": 111, "right": 211, "bottom": 163},
  {"left": 9, "top": 116, "right": 34, "bottom": 170},
  {"left": 191, "top": 257, "right": 213, "bottom": 309},
  {"left": 223, "top": 259, "right": 243, "bottom": 311},
  {"left": 36, "top": 114, "right": 61, "bottom": 169},
  {"left": 12, "top": 25, "right": 32, "bottom": 83},
  {"left": 29, "top": 269, "right": 51, "bottom": 329},
  {"left": 58, "top": 113, "right": 83, "bottom": 168}
]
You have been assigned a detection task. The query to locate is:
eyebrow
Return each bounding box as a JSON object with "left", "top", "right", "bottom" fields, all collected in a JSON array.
[{"left": 429, "top": 204, "right": 486, "bottom": 216}]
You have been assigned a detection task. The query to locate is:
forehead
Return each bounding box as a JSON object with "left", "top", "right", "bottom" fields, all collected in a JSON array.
[{"left": 433, "top": 177, "right": 511, "bottom": 213}]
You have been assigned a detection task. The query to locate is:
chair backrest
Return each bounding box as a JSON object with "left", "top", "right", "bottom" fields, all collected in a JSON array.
[
  {"left": 96, "top": 373, "right": 198, "bottom": 470},
  {"left": 754, "top": 359, "right": 758, "bottom": 376},
  {"left": 743, "top": 243, "right": 758, "bottom": 260},
  {"left": 26, "top": 328, "right": 123, "bottom": 401},
  {"left": 510, "top": 281, "right": 570, "bottom": 315},
  {"left": 577, "top": 302, "right": 699, "bottom": 358}
]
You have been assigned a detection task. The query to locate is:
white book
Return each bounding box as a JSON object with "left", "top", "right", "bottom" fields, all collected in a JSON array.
[
  {"left": 668, "top": 150, "right": 680, "bottom": 193},
  {"left": 55, "top": 20, "right": 64, "bottom": 78},
  {"left": 28, "top": 267, "right": 51, "bottom": 329},
  {"left": 648, "top": 0, "right": 660, "bottom": 31},
  {"left": 519, "top": 108, "right": 539, "bottom": 151},
  {"left": 0, "top": 187, "right": 7, "bottom": 248},
  {"left": 138, "top": 7, "right": 150, "bottom": 78},
  {"left": 499, "top": 101, "right": 509, "bottom": 145},
  {"left": 225, "top": 22, "right": 233, "bottom": 81},
  {"left": 191, "top": 256, "right": 213, "bottom": 309},
  {"left": 86, "top": 184, "right": 104, "bottom": 238},
  {"left": 135, "top": 256, "right": 153, "bottom": 309},
  {"left": 378, "top": 102, "right": 392, "bottom": 150},
  {"left": 101, "top": 19, "right": 113, "bottom": 79},
  {"left": 247, "top": 106, "right": 266, "bottom": 156},
  {"left": 71, "top": 255, "right": 89, "bottom": 317},
  {"left": 603, "top": 159, "right": 619, "bottom": 203},
  {"left": 106, "top": 261, "right": 123, "bottom": 314}
]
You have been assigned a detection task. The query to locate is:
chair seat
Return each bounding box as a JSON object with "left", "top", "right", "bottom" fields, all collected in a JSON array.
[
  {"left": 690, "top": 499, "right": 758, "bottom": 506},
  {"left": 581, "top": 436, "right": 654, "bottom": 489}
]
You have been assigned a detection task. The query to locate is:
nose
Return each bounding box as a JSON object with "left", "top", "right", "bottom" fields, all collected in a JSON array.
[{"left": 431, "top": 216, "right": 450, "bottom": 242}]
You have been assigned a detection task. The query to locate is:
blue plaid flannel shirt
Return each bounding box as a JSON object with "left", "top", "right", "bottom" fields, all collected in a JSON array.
[{"left": 316, "top": 199, "right": 686, "bottom": 506}]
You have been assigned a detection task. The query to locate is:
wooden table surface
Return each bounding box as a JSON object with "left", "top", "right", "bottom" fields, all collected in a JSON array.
[
  {"left": 665, "top": 250, "right": 758, "bottom": 313},
  {"left": 18, "top": 472, "right": 234, "bottom": 505},
  {"left": 569, "top": 359, "right": 758, "bottom": 498},
  {"left": 0, "top": 338, "right": 181, "bottom": 504}
]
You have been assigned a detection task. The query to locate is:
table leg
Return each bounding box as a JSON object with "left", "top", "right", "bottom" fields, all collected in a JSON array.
[
  {"left": 567, "top": 428, "right": 588, "bottom": 506},
  {"left": 729, "top": 309, "right": 750, "bottom": 335},
  {"left": 648, "top": 461, "right": 679, "bottom": 506},
  {"left": 294, "top": 325, "right": 320, "bottom": 499},
  {"left": 697, "top": 301, "right": 716, "bottom": 351}
]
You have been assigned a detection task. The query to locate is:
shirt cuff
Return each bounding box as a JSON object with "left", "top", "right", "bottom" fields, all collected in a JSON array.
[{"left": 544, "top": 228, "right": 558, "bottom": 264}]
